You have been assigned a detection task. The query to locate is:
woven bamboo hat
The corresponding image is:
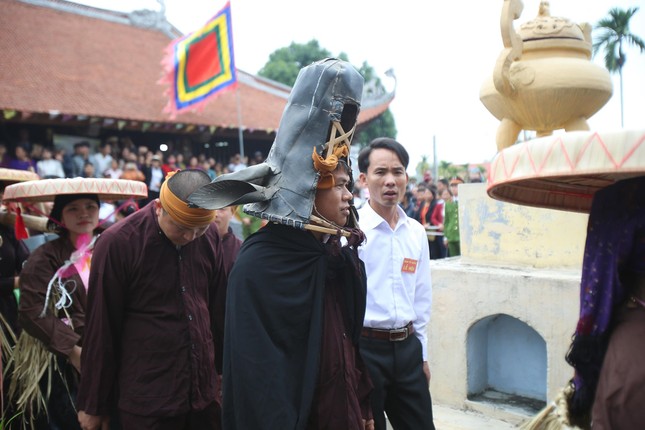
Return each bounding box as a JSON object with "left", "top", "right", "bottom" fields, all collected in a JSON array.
[
  {"left": 0, "top": 168, "right": 39, "bottom": 187},
  {"left": 487, "top": 129, "right": 645, "bottom": 213},
  {"left": 2, "top": 177, "right": 148, "bottom": 203}
]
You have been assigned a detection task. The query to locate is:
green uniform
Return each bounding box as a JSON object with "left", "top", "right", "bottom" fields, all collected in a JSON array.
[{"left": 443, "top": 200, "right": 460, "bottom": 257}]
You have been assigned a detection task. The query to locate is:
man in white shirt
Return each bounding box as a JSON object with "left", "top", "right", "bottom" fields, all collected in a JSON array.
[
  {"left": 91, "top": 140, "right": 113, "bottom": 178},
  {"left": 357, "top": 137, "right": 435, "bottom": 430},
  {"left": 143, "top": 155, "right": 164, "bottom": 206}
]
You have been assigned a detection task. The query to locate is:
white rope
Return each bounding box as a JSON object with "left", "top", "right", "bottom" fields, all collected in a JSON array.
[{"left": 39, "top": 235, "right": 97, "bottom": 318}]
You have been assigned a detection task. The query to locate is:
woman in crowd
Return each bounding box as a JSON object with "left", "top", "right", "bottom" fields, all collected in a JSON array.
[
  {"left": 12, "top": 191, "right": 100, "bottom": 429},
  {"left": 400, "top": 190, "right": 416, "bottom": 218},
  {"left": 5, "top": 177, "right": 146, "bottom": 429},
  {"left": 7, "top": 145, "right": 36, "bottom": 173},
  {"left": 522, "top": 176, "right": 645, "bottom": 430},
  {"left": 565, "top": 176, "right": 645, "bottom": 429},
  {"left": 416, "top": 184, "right": 445, "bottom": 259}
]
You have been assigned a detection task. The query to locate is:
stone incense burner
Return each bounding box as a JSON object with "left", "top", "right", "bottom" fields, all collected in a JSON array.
[{"left": 480, "top": 0, "right": 613, "bottom": 151}]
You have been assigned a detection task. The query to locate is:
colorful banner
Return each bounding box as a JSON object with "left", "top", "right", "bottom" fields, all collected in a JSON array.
[{"left": 161, "top": 2, "right": 237, "bottom": 118}]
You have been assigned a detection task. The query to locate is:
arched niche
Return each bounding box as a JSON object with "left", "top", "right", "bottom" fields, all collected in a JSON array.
[{"left": 467, "top": 313, "right": 547, "bottom": 410}]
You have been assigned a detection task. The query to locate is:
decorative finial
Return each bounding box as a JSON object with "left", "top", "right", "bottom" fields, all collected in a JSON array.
[{"left": 538, "top": 1, "right": 550, "bottom": 17}]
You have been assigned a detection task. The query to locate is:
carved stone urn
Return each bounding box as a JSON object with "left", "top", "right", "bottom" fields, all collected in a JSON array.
[{"left": 480, "top": 0, "right": 613, "bottom": 151}]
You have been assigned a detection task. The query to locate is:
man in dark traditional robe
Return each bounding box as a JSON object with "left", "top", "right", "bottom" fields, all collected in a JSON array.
[
  {"left": 222, "top": 165, "right": 373, "bottom": 429},
  {"left": 188, "top": 58, "right": 373, "bottom": 429},
  {"left": 77, "top": 169, "right": 228, "bottom": 430},
  {"left": 214, "top": 206, "right": 242, "bottom": 273}
]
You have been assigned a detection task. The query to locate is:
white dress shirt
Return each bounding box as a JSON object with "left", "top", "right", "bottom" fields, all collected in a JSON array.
[
  {"left": 148, "top": 166, "right": 164, "bottom": 192},
  {"left": 91, "top": 153, "right": 113, "bottom": 177},
  {"left": 358, "top": 202, "right": 433, "bottom": 360},
  {"left": 36, "top": 158, "right": 65, "bottom": 178}
]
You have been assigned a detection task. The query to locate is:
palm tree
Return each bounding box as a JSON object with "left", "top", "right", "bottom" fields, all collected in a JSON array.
[
  {"left": 593, "top": 7, "right": 645, "bottom": 127},
  {"left": 438, "top": 161, "right": 460, "bottom": 180}
]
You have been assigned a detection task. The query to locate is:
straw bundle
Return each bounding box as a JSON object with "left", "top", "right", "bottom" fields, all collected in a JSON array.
[
  {"left": 520, "top": 383, "right": 584, "bottom": 430},
  {"left": 4, "top": 290, "right": 75, "bottom": 429}
]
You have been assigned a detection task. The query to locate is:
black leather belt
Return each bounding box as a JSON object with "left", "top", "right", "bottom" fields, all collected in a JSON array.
[{"left": 361, "top": 322, "right": 415, "bottom": 342}]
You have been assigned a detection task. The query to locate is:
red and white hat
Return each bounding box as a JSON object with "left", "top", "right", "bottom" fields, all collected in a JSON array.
[
  {"left": 0, "top": 168, "right": 40, "bottom": 185},
  {"left": 487, "top": 129, "right": 645, "bottom": 213},
  {"left": 3, "top": 177, "right": 148, "bottom": 203}
]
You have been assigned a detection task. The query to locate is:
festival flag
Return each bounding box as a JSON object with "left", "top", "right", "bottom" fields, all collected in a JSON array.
[{"left": 161, "top": 2, "right": 237, "bottom": 118}]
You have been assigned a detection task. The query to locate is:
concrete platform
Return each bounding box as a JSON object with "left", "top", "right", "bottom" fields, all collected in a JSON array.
[
  {"left": 433, "top": 404, "right": 519, "bottom": 429},
  {"left": 386, "top": 403, "right": 520, "bottom": 430}
]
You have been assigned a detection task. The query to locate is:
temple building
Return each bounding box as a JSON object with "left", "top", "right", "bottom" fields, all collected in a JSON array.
[{"left": 0, "top": 0, "right": 393, "bottom": 162}]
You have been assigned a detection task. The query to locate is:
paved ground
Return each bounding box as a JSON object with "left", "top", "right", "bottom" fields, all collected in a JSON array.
[
  {"left": 433, "top": 404, "right": 518, "bottom": 429},
  {"left": 385, "top": 404, "right": 519, "bottom": 430}
]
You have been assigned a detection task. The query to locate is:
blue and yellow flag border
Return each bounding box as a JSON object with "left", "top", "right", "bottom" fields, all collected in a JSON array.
[{"left": 162, "top": 2, "right": 237, "bottom": 117}]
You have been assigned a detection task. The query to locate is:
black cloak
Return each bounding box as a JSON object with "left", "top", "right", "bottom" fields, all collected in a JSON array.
[{"left": 222, "top": 223, "right": 366, "bottom": 429}]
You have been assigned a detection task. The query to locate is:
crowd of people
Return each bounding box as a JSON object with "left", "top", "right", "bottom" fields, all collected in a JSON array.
[
  {"left": 0, "top": 131, "right": 483, "bottom": 260},
  {"left": 373, "top": 173, "right": 467, "bottom": 259},
  {"left": 0, "top": 134, "right": 266, "bottom": 203},
  {"left": 0, "top": 120, "right": 474, "bottom": 430},
  {"left": 1, "top": 56, "right": 642, "bottom": 430},
  {"left": 0, "top": 169, "right": 242, "bottom": 430},
  {"left": 352, "top": 166, "right": 484, "bottom": 261},
  {"left": 0, "top": 58, "right": 437, "bottom": 430}
]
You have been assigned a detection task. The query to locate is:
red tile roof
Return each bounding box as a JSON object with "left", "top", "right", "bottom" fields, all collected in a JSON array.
[{"left": 0, "top": 0, "right": 393, "bottom": 134}]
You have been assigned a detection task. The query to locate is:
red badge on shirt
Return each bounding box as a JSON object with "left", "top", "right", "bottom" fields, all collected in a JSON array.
[{"left": 401, "top": 258, "right": 418, "bottom": 273}]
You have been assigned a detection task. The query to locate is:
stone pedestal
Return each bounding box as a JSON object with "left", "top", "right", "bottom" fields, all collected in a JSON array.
[{"left": 428, "top": 183, "right": 588, "bottom": 422}]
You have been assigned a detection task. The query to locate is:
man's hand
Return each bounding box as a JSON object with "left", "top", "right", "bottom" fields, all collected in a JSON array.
[
  {"left": 423, "top": 361, "right": 431, "bottom": 385},
  {"left": 363, "top": 419, "right": 375, "bottom": 430},
  {"left": 216, "top": 373, "right": 223, "bottom": 404},
  {"left": 68, "top": 345, "right": 82, "bottom": 373},
  {"left": 78, "top": 411, "right": 109, "bottom": 430}
]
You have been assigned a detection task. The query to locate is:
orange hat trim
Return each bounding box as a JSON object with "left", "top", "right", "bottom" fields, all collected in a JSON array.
[
  {"left": 312, "top": 121, "right": 354, "bottom": 189},
  {"left": 160, "top": 171, "right": 216, "bottom": 227}
]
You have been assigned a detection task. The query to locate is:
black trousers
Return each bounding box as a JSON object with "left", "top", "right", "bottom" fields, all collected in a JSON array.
[
  {"left": 428, "top": 236, "right": 446, "bottom": 260},
  {"left": 31, "top": 358, "right": 81, "bottom": 430},
  {"left": 359, "top": 334, "right": 435, "bottom": 430}
]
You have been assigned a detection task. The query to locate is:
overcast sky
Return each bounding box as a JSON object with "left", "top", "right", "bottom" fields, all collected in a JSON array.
[{"left": 77, "top": 0, "right": 645, "bottom": 171}]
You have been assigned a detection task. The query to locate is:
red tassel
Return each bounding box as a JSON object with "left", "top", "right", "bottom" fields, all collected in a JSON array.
[{"left": 14, "top": 207, "right": 29, "bottom": 240}]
